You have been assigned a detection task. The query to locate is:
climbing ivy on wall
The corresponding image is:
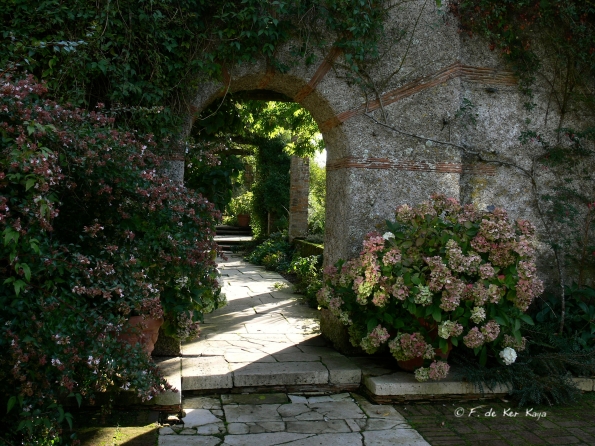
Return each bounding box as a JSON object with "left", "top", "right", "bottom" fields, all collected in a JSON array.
[
  {"left": 251, "top": 137, "right": 292, "bottom": 238},
  {"left": 451, "top": 0, "right": 595, "bottom": 98},
  {"left": 1, "top": 0, "right": 391, "bottom": 140}
]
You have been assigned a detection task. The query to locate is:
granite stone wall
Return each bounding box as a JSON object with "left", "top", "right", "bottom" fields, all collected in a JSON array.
[{"left": 175, "top": 0, "right": 592, "bottom": 275}]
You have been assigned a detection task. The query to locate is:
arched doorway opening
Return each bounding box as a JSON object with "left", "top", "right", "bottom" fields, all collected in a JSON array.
[{"left": 185, "top": 89, "right": 325, "bottom": 243}]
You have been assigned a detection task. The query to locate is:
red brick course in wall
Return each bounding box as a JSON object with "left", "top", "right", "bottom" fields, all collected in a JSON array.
[
  {"left": 319, "top": 62, "right": 517, "bottom": 132},
  {"left": 293, "top": 46, "right": 343, "bottom": 103},
  {"left": 326, "top": 156, "right": 497, "bottom": 176}
]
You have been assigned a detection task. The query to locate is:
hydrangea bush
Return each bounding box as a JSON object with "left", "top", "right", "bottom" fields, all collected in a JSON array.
[
  {"left": 318, "top": 195, "right": 543, "bottom": 381},
  {"left": 0, "top": 75, "right": 224, "bottom": 444}
]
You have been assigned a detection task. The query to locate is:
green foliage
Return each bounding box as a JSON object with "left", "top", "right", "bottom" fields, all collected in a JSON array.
[
  {"left": 289, "top": 255, "right": 323, "bottom": 308},
  {"left": 1, "top": 0, "right": 389, "bottom": 140},
  {"left": 308, "top": 159, "right": 326, "bottom": 235},
  {"left": 0, "top": 75, "right": 226, "bottom": 444},
  {"left": 536, "top": 284, "right": 595, "bottom": 347},
  {"left": 319, "top": 195, "right": 543, "bottom": 380},
  {"left": 251, "top": 137, "right": 291, "bottom": 238},
  {"left": 227, "top": 191, "right": 254, "bottom": 218},
  {"left": 245, "top": 231, "right": 294, "bottom": 273},
  {"left": 185, "top": 154, "right": 244, "bottom": 212},
  {"left": 192, "top": 97, "right": 324, "bottom": 156},
  {"left": 452, "top": 321, "right": 595, "bottom": 407},
  {"left": 452, "top": 0, "right": 595, "bottom": 97}
]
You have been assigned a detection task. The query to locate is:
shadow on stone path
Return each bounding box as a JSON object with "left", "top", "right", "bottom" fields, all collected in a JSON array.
[
  {"left": 159, "top": 392, "right": 429, "bottom": 445},
  {"left": 181, "top": 254, "right": 360, "bottom": 392},
  {"left": 162, "top": 254, "right": 429, "bottom": 445}
]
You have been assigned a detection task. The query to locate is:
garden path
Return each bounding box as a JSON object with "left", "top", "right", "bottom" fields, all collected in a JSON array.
[
  {"left": 159, "top": 392, "right": 430, "bottom": 446},
  {"left": 181, "top": 253, "right": 361, "bottom": 392},
  {"left": 160, "top": 253, "right": 430, "bottom": 445}
]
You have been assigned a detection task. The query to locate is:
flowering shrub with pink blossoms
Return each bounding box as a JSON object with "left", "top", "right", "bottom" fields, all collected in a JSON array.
[
  {"left": 318, "top": 194, "right": 544, "bottom": 382},
  {"left": 0, "top": 75, "right": 224, "bottom": 444}
]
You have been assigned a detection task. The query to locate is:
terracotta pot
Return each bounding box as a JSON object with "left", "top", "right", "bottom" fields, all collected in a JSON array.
[
  {"left": 396, "top": 319, "right": 452, "bottom": 372},
  {"left": 396, "top": 341, "right": 451, "bottom": 371},
  {"left": 396, "top": 356, "right": 425, "bottom": 372},
  {"left": 118, "top": 316, "right": 164, "bottom": 355},
  {"left": 237, "top": 214, "right": 251, "bottom": 227}
]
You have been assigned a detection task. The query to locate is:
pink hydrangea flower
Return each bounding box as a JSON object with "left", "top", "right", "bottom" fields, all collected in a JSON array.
[
  {"left": 480, "top": 320, "right": 500, "bottom": 342},
  {"left": 428, "top": 360, "right": 450, "bottom": 380},
  {"left": 463, "top": 327, "right": 485, "bottom": 348}
]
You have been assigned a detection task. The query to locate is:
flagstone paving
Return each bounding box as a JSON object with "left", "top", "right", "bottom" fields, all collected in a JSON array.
[
  {"left": 77, "top": 255, "right": 595, "bottom": 445},
  {"left": 180, "top": 254, "right": 361, "bottom": 392},
  {"left": 158, "top": 392, "right": 430, "bottom": 445}
]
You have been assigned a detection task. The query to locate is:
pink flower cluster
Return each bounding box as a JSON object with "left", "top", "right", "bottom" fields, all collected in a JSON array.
[
  {"left": 361, "top": 232, "right": 385, "bottom": 254},
  {"left": 383, "top": 248, "right": 402, "bottom": 265},
  {"left": 438, "top": 320, "right": 463, "bottom": 339},
  {"left": 431, "top": 194, "right": 462, "bottom": 214},
  {"left": 428, "top": 361, "right": 450, "bottom": 380},
  {"left": 446, "top": 239, "right": 481, "bottom": 273},
  {"left": 480, "top": 320, "right": 501, "bottom": 342},
  {"left": 372, "top": 291, "right": 389, "bottom": 307},
  {"left": 516, "top": 219, "right": 536, "bottom": 236},
  {"left": 360, "top": 325, "right": 391, "bottom": 353},
  {"left": 395, "top": 204, "right": 415, "bottom": 222},
  {"left": 425, "top": 256, "right": 452, "bottom": 292},
  {"left": 440, "top": 279, "right": 465, "bottom": 312},
  {"left": 479, "top": 263, "right": 496, "bottom": 279},
  {"left": 463, "top": 327, "right": 485, "bottom": 348},
  {"left": 515, "top": 261, "right": 544, "bottom": 311},
  {"left": 502, "top": 334, "right": 527, "bottom": 351},
  {"left": 317, "top": 286, "right": 333, "bottom": 307},
  {"left": 390, "top": 276, "right": 409, "bottom": 300},
  {"left": 388, "top": 332, "right": 433, "bottom": 361}
]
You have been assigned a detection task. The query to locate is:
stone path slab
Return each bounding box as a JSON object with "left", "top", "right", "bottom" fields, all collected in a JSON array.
[
  {"left": 180, "top": 254, "right": 360, "bottom": 392},
  {"left": 158, "top": 392, "right": 430, "bottom": 446}
]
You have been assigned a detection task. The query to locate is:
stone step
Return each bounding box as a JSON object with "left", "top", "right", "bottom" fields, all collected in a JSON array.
[
  {"left": 215, "top": 234, "right": 253, "bottom": 252},
  {"left": 151, "top": 356, "right": 595, "bottom": 410},
  {"left": 180, "top": 355, "right": 362, "bottom": 393},
  {"left": 216, "top": 229, "right": 252, "bottom": 236},
  {"left": 215, "top": 225, "right": 252, "bottom": 236}
]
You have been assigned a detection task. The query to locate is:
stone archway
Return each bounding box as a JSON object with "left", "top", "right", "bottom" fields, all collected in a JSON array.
[
  {"left": 168, "top": 2, "right": 553, "bottom": 265},
  {"left": 172, "top": 45, "right": 466, "bottom": 265}
]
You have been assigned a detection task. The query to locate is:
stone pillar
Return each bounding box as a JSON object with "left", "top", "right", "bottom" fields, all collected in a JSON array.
[
  {"left": 288, "top": 156, "right": 310, "bottom": 242},
  {"left": 162, "top": 159, "right": 185, "bottom": 184}
]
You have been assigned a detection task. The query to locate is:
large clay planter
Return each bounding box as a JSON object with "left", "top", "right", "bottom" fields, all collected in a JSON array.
[
  {"left": 396, "top": 343, "right": 451, "bottom": 371},
  {"left": 118, "top": 316, "right": 164, "bottom": 355},
  {"left": 237, "top": 214, "right": 251, "bottom": 227}
]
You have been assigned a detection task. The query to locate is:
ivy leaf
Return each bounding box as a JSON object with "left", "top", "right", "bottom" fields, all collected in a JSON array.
[
  {"left": 20, "top": 264, "right": 31, "bottom": 282},
  {"left": 64, "top": 412, "right": 74, "bottom": 430},
  {"left": 7, "top": 396, "right": 16, "bottom": 414},
  {"left": 13, "top": 280, "right": 26, "bottom": 296}
]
